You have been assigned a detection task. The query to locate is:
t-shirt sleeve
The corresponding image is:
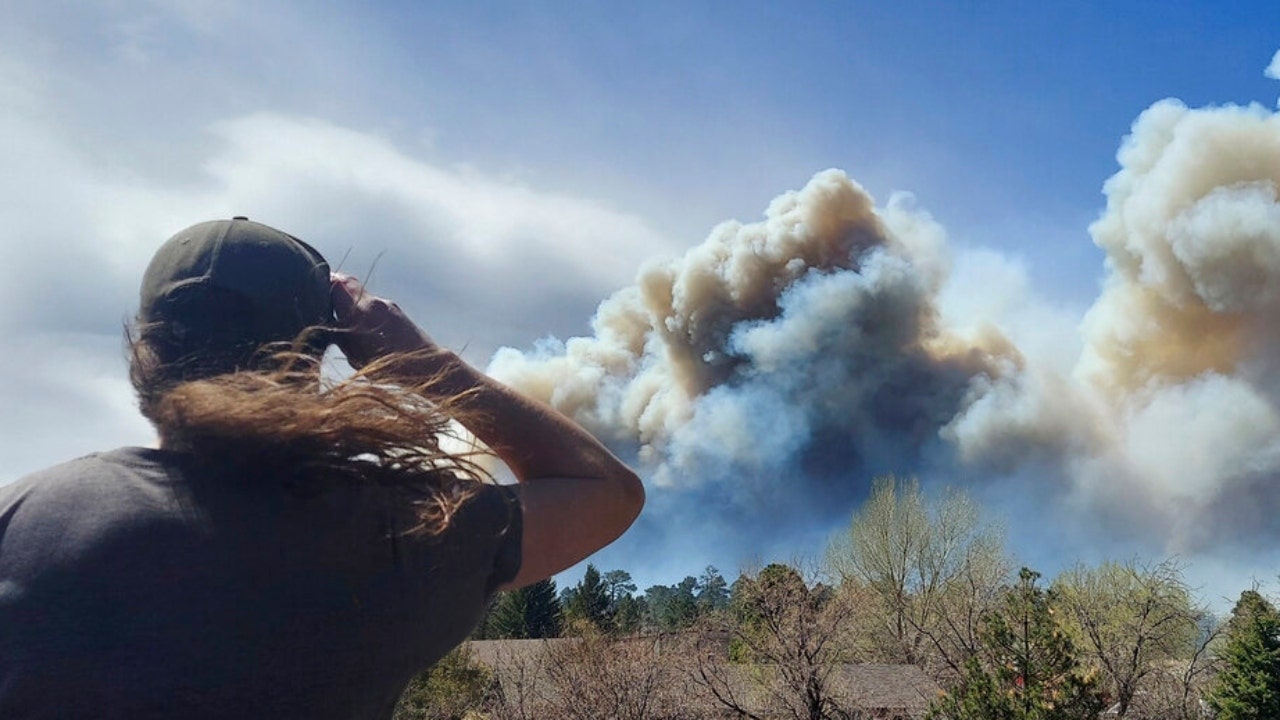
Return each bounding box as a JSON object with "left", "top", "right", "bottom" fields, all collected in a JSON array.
[
  {"left": 453, "top": 482, "right": 523, "bottom": 596},
  {"left": 485, "top": 484, "right": 522, "bottom": 594}
]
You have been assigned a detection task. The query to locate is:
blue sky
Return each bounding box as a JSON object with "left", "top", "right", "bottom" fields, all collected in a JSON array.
[{"left": 4, "top": 1, "right": 1280, "bottom": 599}]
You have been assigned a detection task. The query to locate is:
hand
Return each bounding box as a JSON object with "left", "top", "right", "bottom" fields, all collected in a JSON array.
[{"left": 330, "top": 273, "right": 438, "bottom": 369}]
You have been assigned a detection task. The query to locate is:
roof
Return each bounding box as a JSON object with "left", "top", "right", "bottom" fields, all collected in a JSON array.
[
  {"left": 465, "top": 638, "right": 941, "bottom": 718},
  {"left": 466, "top": 638, "right": 578, "bottom": 670},
  {"left": 828, "top": 664, "right": 942, "bottom": 714}
]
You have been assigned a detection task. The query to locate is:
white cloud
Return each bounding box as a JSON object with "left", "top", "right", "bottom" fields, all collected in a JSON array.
[
  {"left": 0, "top": 333, "right": 155, "bottom": 485},
  {"left": 0, "top": 67, "right": 677, "bottom": 486},
  {"left": 203, "top": 113, "right": 674, "bottom": 289}
]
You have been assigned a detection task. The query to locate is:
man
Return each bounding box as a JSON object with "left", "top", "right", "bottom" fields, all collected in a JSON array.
[{"left": 0, "top": 217, "right": 643, "bottom": 719}]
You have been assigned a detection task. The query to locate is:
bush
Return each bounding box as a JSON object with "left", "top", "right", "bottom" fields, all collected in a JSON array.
[{"left": 394, "top": 647, "right": 494, "bottom": 720}]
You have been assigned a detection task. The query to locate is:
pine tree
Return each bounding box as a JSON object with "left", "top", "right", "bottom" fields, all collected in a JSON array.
[
  {"left": 928, "top": 568, "right": 1105, "bottom": 720},
  {"left": 563, "top": 564, "right": 611, "bottom": 632},
  {"left": 1206, "top": 590, "right": 1280, "bottom": 720},
  {"left": 611, "top": 594, "right": 644, "bottom": 634},
  {"left": 490, "top": 578, "right": 562, "bottom": 639},
  {"left": 602, "top": 569, "right": 637, "bottom": 604},
  {"left": 696, "top": 565, "right": 730, "bottom": 614}
]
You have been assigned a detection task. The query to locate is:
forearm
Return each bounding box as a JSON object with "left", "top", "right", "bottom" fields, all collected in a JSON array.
[
  {"left": 417, "top": 351, "right": 646, "bottom": 587},
  {"left": 330, "top": 274, "right": 644, "bottom": 587}
]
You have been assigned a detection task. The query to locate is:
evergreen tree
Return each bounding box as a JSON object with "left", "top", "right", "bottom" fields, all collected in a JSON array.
[
  {"left": 490, "top": 578, "right": 562, "bottom": 639},
  {"left": 641, "top": 584, "right": 673, "bottom": 631},
  {"left": 599, "top": 568, "right": 641, "bottom": 635},
  {"left": 563, "top": 564, "right": 611, "bottom": 632},
  {"left": 927, "top": 568, "right": 1105, "bottom": 720},
  {"left": 641, "top": 577, "right": 699, "bottom": 632},
  {"left": 696, "top": 565, "right": 730, "bottom": 614},
  {"left": 1206, "top": 590, "right": 1280, "bottom": 720},
  {"left": 611, "top": 594, "right": 644, "bottom": 634},
  {"left": 602, "top": 569, "right": 637, "bottom": 604},
  {"left": 665, "top": 576, "right": 699, "bottom": 629}
]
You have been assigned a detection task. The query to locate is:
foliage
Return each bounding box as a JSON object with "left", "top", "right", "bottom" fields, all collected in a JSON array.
[
  {"left": 826, "top": 475, "right": 1010, "bottom": 678},
  {"left": 603, "top": 569, "right": 638, "bottom": 603},
  {"left": 490, "top": 578, "right": 563, "bottom": 639},
  {"left": 561, "top": 566, "right": 654, "bottom": 636},
  {"left": 633, "top": 566, "right": 733, "bottom": 635},
  {"left": 1206, "top": 589, "right": 1280, "bottom": 720},
  {"left": 927, "top": 568, "right": 1106, "bottom": 720},
  {"left": 407, "top": 481, "right": 1237, "bottom": 719},
  {"left": 542, "top": 629, "right": 696, "bottom": 720},
  {"left": 696, "top": 563, "right": 859, "bottom": 720},
  {"left": 393, "top": 646, "right": 493, "bottom": 720},
  {"left": 644, "top": 576, "right": 700, "bottom": 632},
  {"left": 612, "top": 594, "right": 645, "bottom": 635},
  {"left": 485, "top": 629, "right": 696, "bottom": 720},
  {"left": 562, "top": 564, "right": 612, "bottom": 633},
  {"left": 697, "top": 566, "right": 730, "bottom": 614},
  {"left": 601, "top": 569, "right": 644, "bottom": 635},
  {"left": 1052, "top": 558, "right": 1204, "bottom": 717}
]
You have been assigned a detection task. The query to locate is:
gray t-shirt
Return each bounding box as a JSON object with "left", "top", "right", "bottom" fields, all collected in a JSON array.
[{"left": 0, "top": 447, "right": 521, "bottom": 719}]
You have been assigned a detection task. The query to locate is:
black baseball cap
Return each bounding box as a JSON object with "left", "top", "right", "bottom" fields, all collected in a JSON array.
[{"left": 139, "top": 217, "right": 333, "bottom": 347}]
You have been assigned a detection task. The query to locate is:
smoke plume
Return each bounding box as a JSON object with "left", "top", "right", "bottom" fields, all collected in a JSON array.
[
  {"left": 488, "top": 68, "right": 1280, "bottom": 567},
  {"left": 489, "top": 171, "right": 1017, "bottom": 510}
]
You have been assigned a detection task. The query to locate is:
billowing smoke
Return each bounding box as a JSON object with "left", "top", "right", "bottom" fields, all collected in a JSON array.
[
  {"left": 1073, "top": 98, "right": 1280, "bottom": 549},
  {"left": 488, "top": 170, "right": 1019, "bottom": 535},
  {"left": 488, "top": 61, "right": 1280, "bottom": 569},
  {"left": 945, "top": 96, "right": 1280, "bottom": 552}
]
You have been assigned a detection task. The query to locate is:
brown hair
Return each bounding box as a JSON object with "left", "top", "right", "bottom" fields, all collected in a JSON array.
[{"left": 128, "top": 319, "right": 491, "bottom": 536}]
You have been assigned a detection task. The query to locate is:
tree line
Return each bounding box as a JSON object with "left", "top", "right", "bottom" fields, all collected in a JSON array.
[
  {"left": 399, "top": 476, "right": 1280, "bottom": 720},
  {"left": 471, "top": 563, "right": 731, "bottom": 641}
]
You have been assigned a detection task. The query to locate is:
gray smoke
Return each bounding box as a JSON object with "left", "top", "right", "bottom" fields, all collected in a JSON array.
[
  {"left": 489, "top": 170, "right": 1018, "bottom": 517},
  {"left": 489, "top": 65, "right": 1280, "bottom": 565}
]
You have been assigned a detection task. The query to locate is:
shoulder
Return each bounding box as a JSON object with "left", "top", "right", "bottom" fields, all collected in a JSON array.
[
  {"left": 451, "top": 482, "right": 522, "bottom": 539},
  {"left": 425, "top": 482, "right": 523, "bottom": 595},
  {"left": 3, "top": 448, "right": 173, "bottom": 499},
  {"left": 0, "top": 448, "right": 181, "bottom": 538}
]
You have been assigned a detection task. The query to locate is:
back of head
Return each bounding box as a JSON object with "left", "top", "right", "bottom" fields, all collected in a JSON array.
[
  {"left": 131, "top": 217, "right": 333, "bottom": 417},
  {"left": 127, "top": 217, "right": 484, "bottom": 532}
]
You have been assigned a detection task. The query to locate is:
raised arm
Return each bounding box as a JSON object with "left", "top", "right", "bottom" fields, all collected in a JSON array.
[{"left": 330, "top": 275, "right": 644, "bottom": 589}]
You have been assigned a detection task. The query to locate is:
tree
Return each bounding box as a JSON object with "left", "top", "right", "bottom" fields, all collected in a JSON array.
[
  {"left": 927, "top": 568, "right": 1106, "bottom": 720},
  {"left": 490, "top": 578, "right": 563, "bottom": 639},
  {"left": 1206, "top": 589, "right": 1280, "bottom": 720},
  {"left": 394, "top": 646, "right": 493, "bottom": 720},
  {"left": 695, "top": 563, "right": 859, "bottom": 720},
  {"left": 612, "top": 594, "right": 645, "bottom": 635},
  {"left": 1138, "top": 611, "right": 1223, "bottom": 720},
  {"left": 603, "top": 569, "right": 638, "bottom": 604},
  {"left": 643, "top": 577, "right": 699, "bottom": 632},
  {"left": 562, "top": 564, "right": 611, "bottom": 633},
  {"left": 539, "top": 629, "right": 696, "bottom": 720},
  {"left": 484, "top": 626, "right": 694, "bottom": 720},
  {"left": 1052, "top": 559, "right": 1204, "bottom": 717},
  {"left": 827, "top": 475, "right": 1010, "bottom": 678},
  {"left": 600, "top": 568, "right": 644, "bottom": 635},
  {"left": 697, "top": 565, "right": 730, "bottom": 615}
]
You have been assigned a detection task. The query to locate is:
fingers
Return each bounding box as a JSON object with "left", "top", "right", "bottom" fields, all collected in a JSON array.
[
  {"left": 330, "top": 273, "right": 363, "bottom": 324},
  {"left": 327, "top": 272, "right": 434, "bottom": 370}
]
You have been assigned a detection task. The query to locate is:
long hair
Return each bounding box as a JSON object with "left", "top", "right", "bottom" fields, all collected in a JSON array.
[{"left": 128, "top": 311, "right": 491, "bottom": 537}]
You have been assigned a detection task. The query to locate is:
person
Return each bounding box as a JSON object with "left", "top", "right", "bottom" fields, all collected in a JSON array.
[{"left": 0, "top": 217, "right": 644, "bottom": 719}]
